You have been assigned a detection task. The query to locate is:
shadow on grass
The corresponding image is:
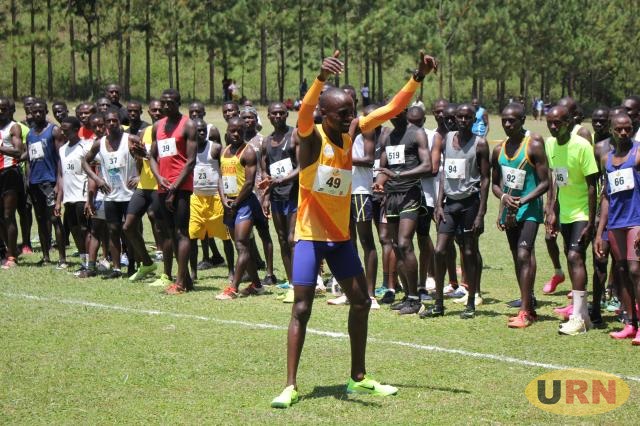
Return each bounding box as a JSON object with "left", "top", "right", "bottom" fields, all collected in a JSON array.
[{"left": 302, "top": 385, "right": 382, "bottom": 407}]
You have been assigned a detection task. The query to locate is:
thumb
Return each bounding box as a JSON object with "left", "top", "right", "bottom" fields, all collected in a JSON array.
[
  {"left": 419, "top": 49, "right": 425, "bottom": 63},
  {"left": 333, "top": 50, "right": 341, "bottom": 58}
]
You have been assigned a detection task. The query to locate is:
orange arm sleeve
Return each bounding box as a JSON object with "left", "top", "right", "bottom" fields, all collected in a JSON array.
[
  {"left": 359, "top": 78, "right": 420, "bottom": 133},
  {"left": 298, "top": 78, "right": 324, "bottom": 137}
]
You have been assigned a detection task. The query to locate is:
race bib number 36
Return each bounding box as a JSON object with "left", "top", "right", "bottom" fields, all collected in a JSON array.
[
  {"left": 502, "top": 166, "right": 526, "bottom": 191},
  {"left": 608, "top": 168, "right": 635, "bottom": 194},
  {"left": 555, "top": 168, "right": 568, "bottom": 187},
  {"left": 312, "top": 165, "right": 352, "bottom": 196},
  {"left": 158, "top": 138, "right": 177, "bottom": 158},
  {"left": 444, "top": 158, "right": 466, "bottom": 179},
  {"left": 269, "top": 158, "right": 293, "bottom": 178},
  {"left": 385, "top": 145, "right": 405, "bottom": 166},
  {"left": 29, "top": 141, "right": 45, "bottom": 160}
]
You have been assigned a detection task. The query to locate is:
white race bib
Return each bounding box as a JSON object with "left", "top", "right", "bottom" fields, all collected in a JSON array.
[
  {"left": 269, "top": 158, "right": 293, "bottom": 178},
  {"left": 158, "top": 138, "right": 177, "bottom": 158},
  {"left": 63, "top": 158, "right": 82, "bottom": 175},
  {"left": 312, "top": 165, "right": 351, "bottom": 196},
  {"left": 106, "top": 153, "right": 125, "bottom": 170},
  {"left": 385, "top": 145, "right": 405, "bottom": 166},
  {"left": 194, "top": 165, "right": 216, "bottom": 187},
  {"left": 555, "top": 168, "right": 568, "bottom": 187},
  {"left": 222, "top": 175, "right": 238, "bottom": 194},
  {"left": 502, "top": 166, "right": 526, "bottom": 191},
  {"left": 29, "top": 141, "right": 45, "bottom": 160},
  {"left": 608, "top": 168, "right": 635, "bottom": 194},
  {"left": 373, "top": 159, "right": 381, "bottom": 178},
  {"left": 444, "top": 158, "right": 466, "bottom": 179}
]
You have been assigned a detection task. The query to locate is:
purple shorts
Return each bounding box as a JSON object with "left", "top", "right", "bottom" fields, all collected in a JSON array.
[{"left": 292, "top": 240, "right": 363, "bottom": 285}]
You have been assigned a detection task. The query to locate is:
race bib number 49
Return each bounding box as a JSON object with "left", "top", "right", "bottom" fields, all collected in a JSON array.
[
  {"left": 444, "top": 158, "right": 466, "bottom": 179},
  {"left": 385, "top": 145, "right": 405, "bottom": 166},
  {"left": 312, "top": 165, "right": 352, "bottom": 196},
  {"left": 158, "top": 138, "right": 177, "bottom": 158},
  {"left": 608, "top": 168, "right": 635, "bottom": 194},
  {"left": 555, "top": 168, "right": 568, "bottom": 187},
  {"left": 502, "top": 166, "right": 526, "bottom": 191}
]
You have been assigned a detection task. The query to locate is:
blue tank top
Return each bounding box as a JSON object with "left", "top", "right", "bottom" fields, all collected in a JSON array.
[
  {"left": 605, "top": 142, "right": 640, "bottom": 229},
  {"left": 27, "top": 123, "right": 58, "bottom": 184},
  {"left": 472, "top": 107, "right": 487, "bottom": 136}
]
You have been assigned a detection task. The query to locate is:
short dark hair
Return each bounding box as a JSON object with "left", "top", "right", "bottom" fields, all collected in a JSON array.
[{"left": 61, "top": 116, "right": 82, "bottom": 130}]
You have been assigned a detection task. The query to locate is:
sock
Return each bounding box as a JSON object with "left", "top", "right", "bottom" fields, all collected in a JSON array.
[
  {"left": 88, "top": 261, "right": 96, "bottom": 270},
  {"left": 407, "top": 295, "right": 419, "bottom": 301},
  {"left": 572, "top": 290, "right": 588, "bottom": 321},
  {"left": 382, "top": 274, "right": 388, "bottom": 288},
  {"left": 388, "top": 288, "right": 396, "bottom": 294},
  {"left": 80, "top": 253, "right": 88, "bottom": 267},
  {"left": 555, "top": 268, "right": 564, "bottom": 276}
]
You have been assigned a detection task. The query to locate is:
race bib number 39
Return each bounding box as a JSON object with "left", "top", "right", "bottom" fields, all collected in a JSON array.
[
  {"left": 29, "top": 141, "right": 45, "bottom": 160},
  {"left": 555, "top": 168, "right": 569, "bottom": 187},
  {"left": 444, "top": 158, "right": 466, "bottom": 179},
  {"left": 608, "top": 168, "right": 635, "bottom": 194},
  {"left": 222, "top": 175, "right": 238, "bottom": 195},
  {"left": 269, "top": 158, "right": 293, "bottom": 178},
  {"left": 158, "top": 138, "right": 177, "bottom": 158},
  {"left": 502, "top": 166, "right": 526, "bottom": 191},
  {"left": 385, "top": 145, "right": 405, "bottom": 166},
  {"left": 312, "top": 165, "right": 352, "bottom": 196}
]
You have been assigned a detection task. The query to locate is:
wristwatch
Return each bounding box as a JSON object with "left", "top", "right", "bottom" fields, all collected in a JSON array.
[{"left": 394, "top": 170, "right": 401, "bottom": 178}]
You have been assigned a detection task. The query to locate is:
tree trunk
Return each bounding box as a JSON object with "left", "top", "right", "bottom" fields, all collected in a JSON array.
[
  {"left": 540, "top": 69, "right": 545, "bottom": 100},
  {"left": 208, "top": 50, "right": 215, "bottom": 103},
  {"left": 297, "top": 6, "right": 303, "bottom": 88},
  {"left": 447, "top": 50, "right": 453, "bottom": 101},
  {"left": 86, "top": 19, "right": 93, "bottom": 98},
  {"left": 69, "top": 3, "right": 77, "bottom": 99},
  {"left": 117, "top": 12, "right": 123, "bottom": 86},
  {"left": 30, "top": 0, "right": 36, "bottom": 95},
  {"left": 46, "top": 0, "right": 53, "bottom": 98},
  {"left": 376, "top": 43, "right": 383, "bottom": 102},
  {"left": 479, "top": 77, "right": 484, "bottom": 104},
  {"left": 279, "top": 28, "right": 285, "bottom": 102},
  {"left": 260, "top": 27, "right": 267, "bottom": 104},
  {"left": 124, "top": 0, "right": 131, "bottom": 99},
  {"left": 333, "top": 30, "right": 339, "bottom": 87},
  {"left": 168, "top": 53, "right": 173, "bottom": 88},
  {"left": 364, "top": 53, "right": 369, "bottom": 86},
  {"left": 370, "top": 58, "right": 375, "bottom": 102},
  {"left": 344, "top": 40, "right": 349, "bottom": 85},
  {"left": 11, "top": 0, "right": 18, "bottom": 99},
  {"left": 144, "top": 8, "right": 150, "bottom": 101},
  {"left": 96, "top": 12, "right": 101, "bottom": 90},
  {"left": 174, "top": 35, "right": 180, "bottom": 92}
]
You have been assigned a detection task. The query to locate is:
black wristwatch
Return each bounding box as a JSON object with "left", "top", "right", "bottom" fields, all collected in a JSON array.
[{"left": 412, "top": 70, "right": 424, "bottom": 82}]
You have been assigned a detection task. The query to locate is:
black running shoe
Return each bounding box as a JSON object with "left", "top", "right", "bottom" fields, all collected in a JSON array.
[
  {"left": 102, "top": 269, "right": 123, "bottom": 280},
  {"left": 390, "top": 296, "right": 408, "bottom": 310},
  {"left": 261, "top": 274, "right": 278, "bottom": 286},
  {"left": 398, "top": 298, "right": 421, "bottom": 315},
  {"left": 380, "top": 290, "right": 396, "bottom": 304},
  {"left": 419, "top": 304, "right": 445, "bottom": 319},
  {"left": 460, "top": 307, "right": 476, "bottom": 319}
]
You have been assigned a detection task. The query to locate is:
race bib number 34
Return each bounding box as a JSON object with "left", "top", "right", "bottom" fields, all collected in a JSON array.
[
  {"left": 312, "top": 165, "right": 352, "bottom": 196},
  {"left": 158, "top": 138, "right": 177, "bottom": 158},
  {"left": 502, "top": 166, "right": 526, "bottom": 191},
  {"left": 444, "top": 158, "right": 466, "bottom": 179},
  {"left": 269, "top": 158, "right": 293, "bottom": 178},
  {"left": 608, "top": 168, "right": 635, "bottom": 194},
  {"left": 555, "top": 168, "right": 568, "bottom": 187},
  {"left": 385, "top": 145, "right": 405, "bottom": 166}
]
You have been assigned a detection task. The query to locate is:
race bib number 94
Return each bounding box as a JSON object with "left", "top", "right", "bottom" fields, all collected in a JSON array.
[
  {"left": 444, "top": 158, "right": 466, "bottom": 179},
  {"left": 608, "top": 168, "right": 635, "bottom": 194},
  {"left": 502, "top": 166, "right": 526, "bottom": 191},
  {"left": 312, "top": 165, "right": 352, "bottom": 196}
]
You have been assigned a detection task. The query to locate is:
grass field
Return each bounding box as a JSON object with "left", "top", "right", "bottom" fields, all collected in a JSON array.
[{"left": 3, "top": 110, "right": 639, "bottom": 424}]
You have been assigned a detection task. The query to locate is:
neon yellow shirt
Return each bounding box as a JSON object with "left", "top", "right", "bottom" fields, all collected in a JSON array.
[
  {"left": 137, "top": 126, "right": 157, "bottom": 190},
  {"left": 545, "top": 134, "right": 598, "bottom": 223}
]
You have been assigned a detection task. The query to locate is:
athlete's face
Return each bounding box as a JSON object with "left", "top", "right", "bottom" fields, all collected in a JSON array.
[
  {"left": 195, "top": 122, "right": 208, "bottom": 144},
  {"left": 106, "top": 86, "right": 120, "bottom": 104},
  {"left": 189, "top": 104, "right": 205, "bottom": 120},
  {"left": 591, "top": 111, "right": 609, "bottom": 135},
  {"left": 96, "top": 99, "right": 111, "bottom": 113},
  {"left": 222, "top": 104, "right": 239, "bottom": 122},
  {"left": 390, "top": 109, "right": 407, "bottom": 129},
  {"left": 127, "top": 104, "right": 142, "bottom": 122},
  {"left": 0, "top": 100, "right": 11, "bottom": 122},
  {"left": 52, "top": 105, "right": 68, "bottom": 123},
  {"left": 148, "top": 102, "right": 163, "bottom": 122},
  {"left": 105, "top": 113, "right": 121, "bottom": 133},
  {"left": 226, "top": 121, "right": 245, "bottom": 145},
  {"left": 455, "top": 107, "right": 474, "bottom": 132},
  {"left": 611, "top": 117, "right": 633, "bottom": 144},
  {"left": 501, "top": 109, "right": 524, "bottom": 137},
  {"left": 60, "top": 122, "right": 77, "bottom": 140},
  {"left": 76, "top": 105, "right": 93, "bottom": 126},
  {"left": 432, "top": 102, "right": 447, "bottom": 126},
  {"left": 267, "top": 105, "right": 288, "bottom": 128},
  {"left": 324, "top": 97, "right": 355, "bottom": 133},
  {"left": 240, "top": 111, "right": 257, "bottom": 132},
  {"left": 546, "top": 110, "right": 570, "bottom": 138},
  {"left": 444, "top": 107, "right": 457, "bottom": 131},
  {"left": 30, "top": 103, "right": 48, "bottom": 126},
  {"left": 160, "top": 94, "right": 180, "bottom": 116},
  {"left": 91, "top": 118, "right": 105, "bottom": 137},
  {"left": 622, "top": 99, "right": 640, "bottom": 129}
]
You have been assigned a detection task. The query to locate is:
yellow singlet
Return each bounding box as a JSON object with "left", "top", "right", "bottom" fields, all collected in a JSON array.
[
  {"left": 295, "top": 125, "right": 352, "bottom": 242},
  {"left": 220, "top": 144, "right": 248, "bottom": 198},
  {"left": 137, "top": 126, "right": 158, "bottom": 190}
]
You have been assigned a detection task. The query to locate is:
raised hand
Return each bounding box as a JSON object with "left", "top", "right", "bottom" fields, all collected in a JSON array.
[
  {"left": 415, "top": 51, "right": 438, "bottom": 80},
  {"left": 319, "top": 50, "right": 343, "bottom": 82}
]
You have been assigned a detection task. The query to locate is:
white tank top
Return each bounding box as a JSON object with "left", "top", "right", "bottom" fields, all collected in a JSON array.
[
  {"left": 98, "top": 132, "right": 137, "bottom": 201},
  {"left": 59, "top": 139, "right": 91, "bottom": 203},
  {"left": 0, "top": 121, "right": 19, "bottom": 170},
  {"left": 421, "top": 128, "right": 438, "bottom": 208},
  {"left": 351, "top": 133, "right": 373, "bottom": 195},
  {"left": 193, "top": 140, "right": 220, "bottom": 196}
]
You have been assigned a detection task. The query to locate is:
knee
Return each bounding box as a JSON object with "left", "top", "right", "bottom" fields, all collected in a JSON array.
[
  {"left": 516, "top": 251, "right": 529, "bottom": 269},
  {"left": 396, "top": 239, "right": 413, "bottom": 255},
  {"left": 627, "top": 262, "right": 640, "bottom": 279},
  {"left": 292, "top": 300, "right": 312, "bottom": 324},
  {"left": 566, "top": 250, "right": 584, "bottom": 267}
]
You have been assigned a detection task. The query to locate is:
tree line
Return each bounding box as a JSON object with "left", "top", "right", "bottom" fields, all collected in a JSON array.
[{"left": 2, "top": 0, "right": 639, "bottom": 111}]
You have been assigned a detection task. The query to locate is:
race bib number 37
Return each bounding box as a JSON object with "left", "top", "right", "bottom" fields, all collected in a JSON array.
[
  {"left": 158, "top": 138, "right": 177, "bottom": 158},
  {"left": 312, "top": 165, "right": 352, "bottom": 196},
  {"left": 608, "top": 168, "right": 635, "bottom": 194},
  {"left": 502, "top": 166, "right": 526, "bottom": 191}
]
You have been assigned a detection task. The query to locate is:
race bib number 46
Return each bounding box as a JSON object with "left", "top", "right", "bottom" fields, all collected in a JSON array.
[
  {"left": 608, "top": 168, "right": 635, "bottom": 194},
  {"left": 158, "top": 138, "right": 177, "bottom": 158},
  {"left": 385, "top": 145, "right": 405, "bottom": 166},
  {"left": 444, "top": 158, "right": 466, "bottom": 179},
  {"left": 269, "top": 158, "right": 293, "bottom": 178},
  {"left": 502, "top": 166, "right": 526, "bottom": 191},
  {"left": 312, "top": 165, "right": 352, "bottom": 196},
  {"left": 555, "top": 168, "right": 568, "bottom": 187},
  {"left": 29, "top": 141, "right": 45, "bottom": 160}
]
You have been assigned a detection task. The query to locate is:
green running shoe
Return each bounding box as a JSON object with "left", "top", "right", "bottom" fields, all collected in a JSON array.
[
  {"left": 149, "top": 273, "right": 171, "bottom": 287},
  {"left": 282, "top": 288, "right": 295, "bottom": 303},
  {"left": 346, "top": 376, "right": 398, "bottom": 396},
  {"left": 271, "top": 385, "right": 298, "bottom": 408},
  {"left": 129, "top": 262, "right": 157, "bottom": 282}
]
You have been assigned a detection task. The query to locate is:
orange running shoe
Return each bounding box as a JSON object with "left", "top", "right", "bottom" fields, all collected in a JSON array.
[
  {"left": 216, "top": 286, "right": 238, "bottom": 300},
  {"left": 164, "top": 283, "right": 186, "bottom": 295},
  {"left": 508, "top": 310, "right": 535, "bottom": 328}
]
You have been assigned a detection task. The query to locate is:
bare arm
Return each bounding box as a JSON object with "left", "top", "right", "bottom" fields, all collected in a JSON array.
[
  {"left": 0, "top": 123, "right": 24, "bottom": 158},
  {"left": 81, "top": 139, "right": 110, "bottom": 194},
  {"left": 474, "top": 137, "right": 491, "bottom": 229},
  {"left": 519, "top": 135, "right": 550, "bottom": 205},
  {"left": 234, "top": 147, "right": 258, "bottom": 206},
  {"left": 490, "top": 143, "right": 503, "bottom": 199}
]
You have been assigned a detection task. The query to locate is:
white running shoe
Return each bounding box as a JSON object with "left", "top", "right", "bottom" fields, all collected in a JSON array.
[
  {"left": 559, "top": 315, "right": 588, "bottom": 336},
  {"left": 327, "top": 294, "right": 349, "bottom": 305},
  {"left": 425, "top": 277, "right": 436, "bottom": 292},
  {"left": 370, "top": 297, "right": 380, "bottom": 310}
]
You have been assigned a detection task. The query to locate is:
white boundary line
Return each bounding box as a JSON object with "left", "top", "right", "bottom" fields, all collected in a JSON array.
[{"left": 4, "top": 291, "right": 640, "bottom": 383}]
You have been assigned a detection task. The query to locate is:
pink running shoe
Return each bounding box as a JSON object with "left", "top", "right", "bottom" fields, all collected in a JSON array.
[
  {"left": 543, "top": 273, "right": 565, "bottom": 294},
  {"left": 21, "top": 245, "right": 33, "bottom": 255},
  {"left": 632, "top": 329, "right": 640, "bottom": 346},
  {"left": 553, "top": 304, "right": 573, "bottom": 320},
  {"left": 610, "top": 324, "right": 637, "bottom": 339}
]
